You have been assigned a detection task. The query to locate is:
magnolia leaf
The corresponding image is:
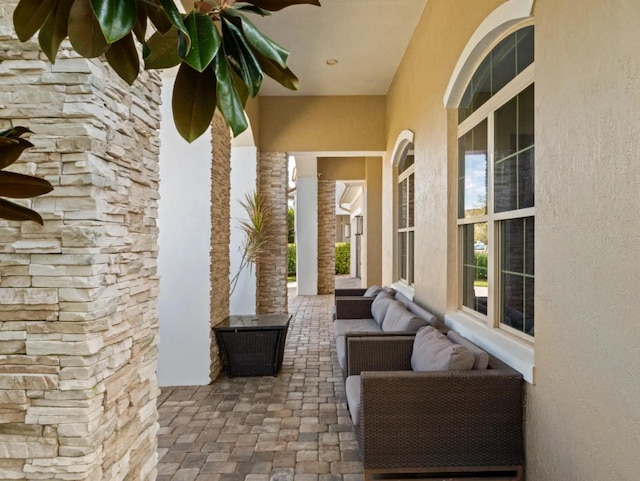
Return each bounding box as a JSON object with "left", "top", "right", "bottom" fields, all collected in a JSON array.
[
  {"left": 159, "top": 0, "right": 191, "bottom": 53},
  {"left": 133, "top": 2, "right": 148, "bottom": 43},
  {"left": 172, "top": 63, "right": 217, "bottom": 143},
  {"left": 222, "top": 9, "right": 288, "bottom": 68},
  {"left": 230, "top": 69, "right": 250, "bottom": 108},
  {"left": 144, "top": 28, "right": 181, "bottom": 70},
  {"left": 181, "top": 11, "right": 221, "bottom": 72},
  {"left": 0, "top": 171, "right": 54, "bottom": 199},
  {"left": 221, "top": 18, "right": 263, "bottom": 97},
  {"left": 233, "top": 5, "right": 271, "bottom": 16},
  {"left": 0, "top": 127, "right": 31, "bottom": 139},
  {"left": 0, "top": 138, "right": 34, "bottom": 170},
  {"left": 105, "top": 33, "right": 140, "bottom": 85},
  {"left": 214, "top": 51, "right": 249, "bottom": 137},
  {"left": 38, "top": 0, "right": 74, "bottom": 63},
  {"left": 0, "top": 198, "right": 44, "bottom": 225},
  {"left": 255, "top": 52, "right": 299, "bottom": 90},
  {"left": 13, "top": 0, "right": 57, "bottom": 41},
  {"left": 146, "top": 0, "right": 173, "bottom": 34},
  {"left": 90, "top": 0, "right": 137, "bottom": 43},
  {"left": 236, "top": 0, "right": 321, "bottom": 12},
  {"left": 69, "top": 0, "right": 109, "bottom": 58}
]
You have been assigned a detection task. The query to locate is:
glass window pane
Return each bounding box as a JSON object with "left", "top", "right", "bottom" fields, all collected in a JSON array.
[
  {"left": 516, "top": 26, "right": 535, "bottom": 74},
  {"left": 518, "top": 147, "right": 535, "bottom": 209},
  {"left": 462, "top": 223, "right": 488, "bottom": 314},
  {"left": 399, "top": 146, "right": 414, "bottom": 174},
  {"left": 525, "top": 217, "right": 534, "bottom": 275},
  {"left": 408, "top": 231, "right": 415, "bottom": 284},
  {"left": 399, "top": 232, "right": 407, "bottom": 280},
  {"left": 491, "top": 33, "right": 517, "bottom": 95},
  {"left": 459, "top": 121, "right": 488, "bottom": 218},
  {"left": 518, "top": 84, "right": 535, "bottom": 150},
  {"left": 398, "top": 179, "right": 406, "bottom": 229},
  {"left": 495, "top": 94, "right": 518, "bottom": 162},
  {"left": 408, "top": 173, "right": 414, "bottom": 228}
]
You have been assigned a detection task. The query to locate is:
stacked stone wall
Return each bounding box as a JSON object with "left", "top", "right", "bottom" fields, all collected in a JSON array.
[
  {"left": 256, "top": 152, "right": 288, "bottom": 314},
  {"left": 0, "top": 4, "right": 161, "bottom": 479},
  {"left": 317, "top": 181, "right": 336, "bottom": 294},
  {"left": 209, "top": 111, "right": 230, "bottom": 381}
]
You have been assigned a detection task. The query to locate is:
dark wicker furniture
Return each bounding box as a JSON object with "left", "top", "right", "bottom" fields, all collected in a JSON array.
[
  {"left": 213, "top": 314, "right": 291, "bottom": 377},
  {"left": 345, "top": 335, "right": 524, "bottom": 481}
]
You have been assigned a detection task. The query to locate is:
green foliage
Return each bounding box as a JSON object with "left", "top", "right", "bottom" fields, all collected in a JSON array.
[
  {"left": 287, "top": 243, "right": 296, "bottom": 276},
  {"left": 287, "top": 207, "right": 294, "bottom": 243},
  {"left": 335, "top": 242, "right": 350, "bottom": 275},
  {"left": 13, "top": 0, "right": 321, "bottom": 142},
  {"left": 474, "top": 251, "right": 488, "bottom": 280},
  {"left": 0, "top": 128, "right": 54, "bottom": 224}
]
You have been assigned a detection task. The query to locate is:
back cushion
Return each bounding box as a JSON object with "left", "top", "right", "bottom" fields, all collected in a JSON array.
[
  {"left": 411, "top": 326, "right": 475, "bottom": 371},
  {"left": 363, "top": 285, "right": 383, "bottom": 297},
  {"left": 447, "top": 331, "right": 489, "bottom": 370},
  {"left": 371, "top": 292, "right": 394, "bottom": 325},
  {"left": 381, "top": 302, "right": 427, "bottom": 332}
]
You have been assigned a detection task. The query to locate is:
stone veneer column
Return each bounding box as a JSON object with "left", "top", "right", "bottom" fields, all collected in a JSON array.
[
  {"left": 209, "top": 111, "right": 230, "bottom": 381},
  {"left": 256, "top": 152, "right": 288, "bottom": 314},
  {"left": 317, "top": 181, "right": 336, "bottom": 294},
  {"left": 0, "top": 5, "right": 161, "bottom": 480}
]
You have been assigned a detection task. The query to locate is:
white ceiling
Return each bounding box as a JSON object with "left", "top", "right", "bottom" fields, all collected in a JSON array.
[{"left": 250, "top": 0, "right": 427, "bottom": 96}]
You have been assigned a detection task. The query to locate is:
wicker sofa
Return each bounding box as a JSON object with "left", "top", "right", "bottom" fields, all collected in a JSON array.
[
  {"left": 333, "top": 288, "right": 441, "bottom": 373},
  {"left": 344, "top": 329, "right": 524, "bottom": 481}
]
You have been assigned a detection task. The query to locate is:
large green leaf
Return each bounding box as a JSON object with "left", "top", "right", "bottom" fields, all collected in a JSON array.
[
  {"left": 158, "top": 0, "right": 191, "bottom": 54},
  {"left": 223, "top": 9, "right": 288, "bottom": 68},
  {"left": 0, "top": 137, "right": 34, "bottom": 170},
  {"left": 230, "top": 69, "right": 250, "bottom": 109},
  {"left": 133, "top": 2, "right": 148, "bottom": 43},
  {"left": 0, "top": 127, "right": 31, "bottom": 139},
  {"left": 146, "top": 0, "right": 173, "bottom": 34},
  {"left": 13, "top": 0, "right": 57, "bottom": 41},
  {"left": 233, "top": 5, "right": 271, "bottom": 16},
  {"left": 181, "top": 11, "right": 221, "bottom": 72},
  {"left": 0, "top": 171, "right": 54, "bottom": 199},
  {"left": 144, "top": 28, "right": 181, "bottom": 70},
  {"left": 0, "top": 198, "right": 44, "bottom": 225},
  {"left": 237, "top": 0, "right": 321, "bottom": 12},
  {"left": 214, "top": 51, "right": 249, "bottom": 137},
  {"left": 254, "top": 52, "right": 299, "bottom": 90},
  {"left": 90, "top": 0, "right": 137, "bottom": 43},
  {"left": 38, "top": 0, "right": 74, "bottom": 64},
  {"left": 105, "top": 33, "right": 140, "bottom": 85},
  {"left": 221, "top": 18, "right": 263, "bottom": 97},
  {"left": 69, "top": 0, "right": 109, "bottom": 58},
  {"left": 172, "top": 63, "right": 218, "bottom": 143}
]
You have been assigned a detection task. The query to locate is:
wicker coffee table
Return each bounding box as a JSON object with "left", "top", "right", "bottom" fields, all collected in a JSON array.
[{"left": 213, "top": 314, "right": 291, "bottom": 377}]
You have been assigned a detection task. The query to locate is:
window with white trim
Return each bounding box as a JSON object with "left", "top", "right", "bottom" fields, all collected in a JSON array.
[
  {"left": 397, "top": 144, "right": 414, "bottom": 285},
  {"left": 457, "top": 25, "right": 535, "bottom": 338}
]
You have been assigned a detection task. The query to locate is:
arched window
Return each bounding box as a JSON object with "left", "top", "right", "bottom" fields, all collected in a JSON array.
[
  {"left": 397, "top": 143, "right": 415, "bottom": 285},
  {"left": 457, "top": 24, "right": 535, "bottom": 338}
]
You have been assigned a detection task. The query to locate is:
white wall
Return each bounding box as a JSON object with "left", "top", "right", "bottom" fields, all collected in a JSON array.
[
  {"left": 229, "top": 145, "right": 257, "bottom": 314},
  {"left": 295, "top": 156, "right": 318, "bottom": 295},
  {"left": 157, "top": 77, "right": 212, "bottom": 386}
]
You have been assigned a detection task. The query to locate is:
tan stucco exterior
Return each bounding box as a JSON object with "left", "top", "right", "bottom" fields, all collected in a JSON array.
[
  {"left": 317, "top": 157, "right": 366, "bottom": 181},
  {"left": 259, "top": 1, "right": 640, "bottom": 478}
]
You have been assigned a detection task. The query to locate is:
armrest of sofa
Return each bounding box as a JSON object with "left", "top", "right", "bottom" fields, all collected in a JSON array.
[
  {"left": 335, "top": 297, "right": 375, "bottom": 319},
  {"left": 335, "top": 288, "right": 368, "bottom": 297},
  {"left": 346, "top": 335, "right": 415, "bottom": 376},
  {"left": 357, "top": 369, "right": 524, "bottom": 469}
]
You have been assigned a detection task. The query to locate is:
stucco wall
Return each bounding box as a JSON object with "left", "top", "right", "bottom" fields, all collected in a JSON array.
[{"left": 529, "top": 1, "right": 640, "bottom": 479}]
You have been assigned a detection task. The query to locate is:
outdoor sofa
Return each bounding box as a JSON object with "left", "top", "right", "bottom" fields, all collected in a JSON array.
[{"left": 344, "top": 326, "right": 524, "bottom": 481}]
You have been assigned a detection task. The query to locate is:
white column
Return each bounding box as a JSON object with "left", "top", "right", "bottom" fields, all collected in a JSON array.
[
  {"left": 157, "top": 76, "right": 212, "bottom": 386},
  {"left": 295, "top": 156, "right": 318, "bottom": 295},
  {"left": 230, "top": 145, "right": 258, "bottom": 314}
]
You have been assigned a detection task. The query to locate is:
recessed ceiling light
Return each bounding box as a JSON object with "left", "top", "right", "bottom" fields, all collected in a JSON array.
[{"left": 326, "top": 59, "right": 339, "bottom": 66}]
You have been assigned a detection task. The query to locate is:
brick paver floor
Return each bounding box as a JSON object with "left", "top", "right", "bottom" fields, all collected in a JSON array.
[{"left": 157, "top": 287, "right": 363, "bottom": 481}]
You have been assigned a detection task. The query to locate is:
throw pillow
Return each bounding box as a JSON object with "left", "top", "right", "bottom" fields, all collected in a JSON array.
[
  {"left": 363, "top": 285, "right": 383, "bottom": 297},
  {"left": 370, "top": 291, "right": 394, "bottom": 325},
  {"left": 381, "top": 301, "right": 426, "bottom": 332},
  {"left": 446, "top": 331, "right": 490, "bottom": 370},
  {"left": 411, "top": 326, "right": 475, "bottom": 371}
]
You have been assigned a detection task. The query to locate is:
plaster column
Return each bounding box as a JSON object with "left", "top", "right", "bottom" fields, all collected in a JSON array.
[{"left": 295, "top": 156, "right": 318, "bottom": 295}]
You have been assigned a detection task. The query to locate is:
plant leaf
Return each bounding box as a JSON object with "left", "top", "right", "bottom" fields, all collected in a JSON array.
[
  {"left": 0, "top": 198, "right": 44, "bottom": 225},
  {"left": 133, "top": 2, "right": 148, "bottom": 43},
  {"left": 235, "top": 0, "right": 321, "bottom": 12},
  {"left": 221, "top": 17, "right": 263, "bottom": 97},
  {"left": 69, "top": 0, "right": 109, "bottom": 58},
  {"left": 232, "top": 5, "right": 271, "bottom": 16},
  {"left": 144, "top": 28, "right": 181, "bottom": 70},
  {"left": 172, "top": 63, "right": 217, "bottom": 143},
  {"left": 0, "top": 127, "right": 31, "bottom": 139},
  {"left": 214, "top": 51, "right": 249, "bottom": 137},
  {"left": 222, "top": 9, "right": 288, "bottom": 68},
  {"left": 90, "top": 0, "right": 137, "bottom": 43},
  {"left": 0, "top": 171, "right": 54, "bottom": 199},
  {"left": 158, "top": 0, "right": 191, "bottom": 53},
  {"left": 13, "top": 0, "right": 57, "bottom": 41},
  {"left": 254, "top": 51, "right": 299, "bottom": 90},
  {"left": 38, "top": 0, "right": 74, "bottom": 64},
  {"left": 181, "top": 11, "right": 221, "bottom": 72},
  {"left": 105, "top": 33, "right": 140, "bottom": 85},
  {"left": 0, "top": 137, "right": 34, "bottom": 170},
  {"left": 146, "top": 0, "right": 173, "bottom": 34},
  {"left": 230, "top": 69, "right": 250, "bottom": 108}
]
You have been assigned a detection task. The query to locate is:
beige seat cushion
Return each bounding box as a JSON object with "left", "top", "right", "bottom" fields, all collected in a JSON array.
[
  {"left": 411, "top": 326, "right": 475, "bottom": 372},
  {"left": 447, "top": 331, "right": 490, "bottom": 370}
]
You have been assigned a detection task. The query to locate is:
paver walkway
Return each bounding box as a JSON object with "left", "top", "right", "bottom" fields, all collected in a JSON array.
[{"left": 157, "top": 284, "right": 364, "bottom": 481}]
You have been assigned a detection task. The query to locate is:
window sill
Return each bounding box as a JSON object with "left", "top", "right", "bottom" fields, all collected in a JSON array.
[
  {"left": 445, "top": 311, "right": 535, "bottom": 384},
  {"left": 391, "top": 281, "right": 414, "bottom": 301}
]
